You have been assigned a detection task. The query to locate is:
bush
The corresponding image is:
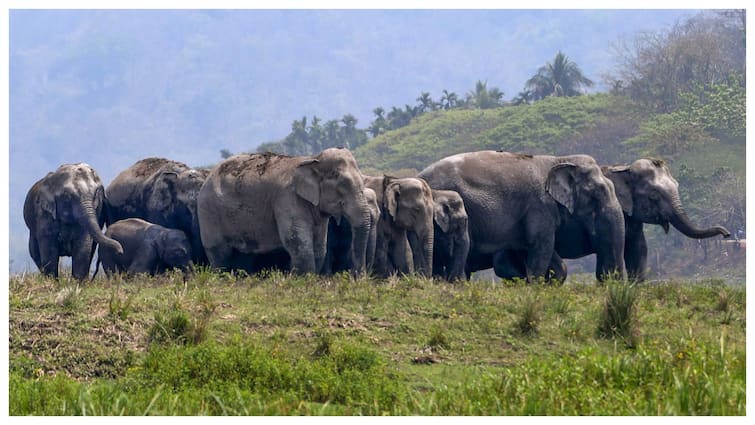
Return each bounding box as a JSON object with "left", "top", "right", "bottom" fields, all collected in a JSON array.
[{"left": 597, "top": 283, "right": 639, "bottom": 347}]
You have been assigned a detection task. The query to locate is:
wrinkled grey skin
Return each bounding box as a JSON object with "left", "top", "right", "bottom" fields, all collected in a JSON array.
[
  {"left": 418, "top": 151, "right": 626, "bottom": 283},
  {"left": 106, "top": 158, "right": 208, "bottom": 265},
  {"left": 96, "top": 218, "right": 193, "bottom": 276},
  {"left": 23, "top": 163, "right": 124, "bottom": 280},
  {"left": 430, "top": 189, "right": 470, "bottom": 281},
  {"left": 198, "top": 148, "right": 372, "bottom": 275},
  {"left": 484, "top": 158, "right": 732, "bottom": 282},
  {"left": 606, "top": 158, "right": 730, "bottom": 281},
  {"left": 321, "top": 188, "right": 380, "bottom": 275},
  {"left": 365, "top": 176, "right": 435, "bottom": 277}
]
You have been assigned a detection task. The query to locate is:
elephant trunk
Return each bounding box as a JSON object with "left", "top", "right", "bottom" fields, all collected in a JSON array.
[
  {"left": 79, "top": 197, "right": 124, "bottom": 255},
  {"left": 669, "top": 196, "right": 730, "bottom": 239},
  {"left": 594, "top": 203, "right": 626, "bottom": 281},
  {"left": 345, "top": 195, "right": 371, "bottom": 275},
  {"left": 449, "top": 222, "right": 470, "bottom": 281},
  {"left": 189, "top": 212, "right": 207, "bottom": 265}
]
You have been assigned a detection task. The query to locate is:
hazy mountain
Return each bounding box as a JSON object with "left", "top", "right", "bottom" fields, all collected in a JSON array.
[{"left": 8, "top": 9, "right": 697, "bottom": 272}]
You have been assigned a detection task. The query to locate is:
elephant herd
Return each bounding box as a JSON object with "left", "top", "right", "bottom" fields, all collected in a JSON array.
[{"left": 24, "top": 147, "right": 730, "bottom": 283}]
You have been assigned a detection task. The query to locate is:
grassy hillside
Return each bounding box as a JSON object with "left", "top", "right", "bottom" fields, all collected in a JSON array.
[
  {"left": 354, "top": 94, "right": 639, "bottom": 175},
  {"left": 9, "top": 272, "right": 746, "bottom": 415}
]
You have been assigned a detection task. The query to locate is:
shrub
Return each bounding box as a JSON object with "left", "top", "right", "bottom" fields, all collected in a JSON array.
[
  {"left": 515, "top": 294, "right": 542, "bottom": 336},
  {"left": 597, "top": 283, "right": 639, "bottom": 348}
]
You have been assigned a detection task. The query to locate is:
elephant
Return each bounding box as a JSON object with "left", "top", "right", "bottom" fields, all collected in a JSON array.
[
  {"left": 96, "top": 218, "right": 193, "bottom": 276},
  {"left": 364, "top": 175, "right": 435, "bottom": 277},
  {"left": 430, "top": 189, "right": 470, "bottom": 281},
  {"left": 197, "top": 148, "right": 373, "bottom": 275},
  {"left": 321, "top": 188, "right": 380, "bottom": 275},
  {"left": 482, "top": 158, "right": 732, "bottom": 282},
  {"left": 105, "top": 157, "right": 208, "bottom": 265},
  {"left": 417, "top": 151, "right": 626, "bottom": 283},
  {"left": 605, "top": 158, "right": 730, "bottom": 280},
  {"left": 23, "top": 163, "right": 124, "bottom": 280}
]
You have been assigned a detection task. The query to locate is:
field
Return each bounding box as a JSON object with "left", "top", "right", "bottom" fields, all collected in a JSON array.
[{"left": 9, "top": 270, "right": 746, "bottom": 415}]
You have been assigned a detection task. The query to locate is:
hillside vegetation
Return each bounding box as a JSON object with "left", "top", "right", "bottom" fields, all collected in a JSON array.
[{"left": 9, "top": 272, "right": 746, "bottom": 415}]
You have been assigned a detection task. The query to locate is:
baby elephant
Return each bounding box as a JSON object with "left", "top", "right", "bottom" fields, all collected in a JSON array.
[{"left": 97, "top": 218, "right": 193, "bottom": 276}]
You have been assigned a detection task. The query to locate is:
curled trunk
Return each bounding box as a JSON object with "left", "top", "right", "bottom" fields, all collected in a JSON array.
[
  {"left": 80, "top": 198, "right": 124, "bottom": 255},
  {"left": 669, "top": 198, "right": 730, "bottom": 239}
]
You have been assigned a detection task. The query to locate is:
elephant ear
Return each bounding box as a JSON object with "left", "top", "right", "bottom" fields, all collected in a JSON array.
[
  {"left": 607, "top": 165, "right": 633, "bottom": 216},
  {"left": 546, "top": 163, "right": 577, "bottom": 214},
  {"left": 434, "top": 202, "right": 451, "bottom": 233},
  {"left": 37, "top": 186, "right": 57, "bottom": 220},
  {"left": 147, "top": 171, "right": 178, "bottom": 214},
  {"left": 385, "top": 182, "right": 400, "bottom": 221},
  {"left": 293, "top": 159, "right": 320, "bottom": 206}
]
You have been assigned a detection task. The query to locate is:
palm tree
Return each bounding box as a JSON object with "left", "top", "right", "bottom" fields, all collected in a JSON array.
[
  {"left": 525, "top": 51, "right": 594, "bottom": 101},
  {"left": 440, "top": 89, "right": 459, "bottom": 110},
  {"left": 416, "top": 92, "right": 436, "bottom": 113},
  {"left": 465, "top": 80, "right": 504, "bottom": 109}
]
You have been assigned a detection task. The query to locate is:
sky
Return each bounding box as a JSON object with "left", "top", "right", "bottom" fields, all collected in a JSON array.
[{"left": 5, "top": 7, "right": 708, "bottom": 273}]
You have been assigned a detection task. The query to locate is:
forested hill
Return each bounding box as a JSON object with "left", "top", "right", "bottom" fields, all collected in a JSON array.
[{"left": 353, "top": 94, "right": 639, "bottom": 175}]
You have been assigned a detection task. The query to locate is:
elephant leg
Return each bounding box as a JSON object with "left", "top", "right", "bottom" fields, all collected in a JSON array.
[
  {"left": 390, "top": 232, "right": 412, "bottom": 275},
  {"left": 312, "top": 220, "right": 328, "bottom": 274},
  {"left": 493, "top": 250, "right": 528, "bottom": 280},
  {"left": 373, "top": 231, "right": 391, "bottom": 277},
  {"left": 38, "top": 241, "right": 60, "bottom": 278},
  {"left": 129, "top": 244, "right": 159, "bottom": 275},
  {"left": 278, "top": 221, "right": 316, "bottom": 274},
  {"left": 71, "top": 235, "right": 95, "bottom": 280},
  {"left": 624, "top": 221, "right": 648, "bottom": 282},
  {"left": 524, "top": 217, "right": 557, "bottom": 282},
  {"left": 28, "top": 235, "right": 43, "bottom": 271},
  {"left": 205, "top": 244, "right": 234, "bottom": 272},
  {"left": 547, "top": 252, "right": 567, "bottom": 284}
]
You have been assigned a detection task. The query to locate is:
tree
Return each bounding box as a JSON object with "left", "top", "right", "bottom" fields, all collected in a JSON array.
[
  {"left": 525, "top": 51, "right": 594, "bottom": 101},
  {"left": 416, "top": 92, "right": 436, "bottom": 113},
  {"left": 465, "top": 80, "right": 504, "bottom": 109},
  {"left": 368, "top": 107, "right": 388, "bottom": 137},
  {"left": 440, "top": 89, "right": 459, "bottom": 110},
  {"left": 606, "top": 10, "right": 745, "bottom": 113}
]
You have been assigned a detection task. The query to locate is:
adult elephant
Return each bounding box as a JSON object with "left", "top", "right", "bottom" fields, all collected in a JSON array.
[
  {"left": 321, "top": 188, "right": 380, "bottom": 275},
  {"left": 417, "top": 151, "right": 626, "bottom": 283},
  {"left": 605, "top": 158, "right": 730, "bottom": 280},
  {"left": 96, "top": 218, "right": 193, "bottom": 276},
  {"left": 486, "top": 158, "right": 732, "bottom": 282},
  {"left": 23, "top": 163, "right": 124, "bottom": 280},
  {"left": 365, "top": 176, "right": 435, "bottom": 277},
  {"left": 431, "top": 189, "right": 470, "bottom": 281},
  {"left": 105, "top": 157, "right": 208, "bottom": 265},
  {"left": 197, "top": 148, "right": 372, "bottom": 274}
]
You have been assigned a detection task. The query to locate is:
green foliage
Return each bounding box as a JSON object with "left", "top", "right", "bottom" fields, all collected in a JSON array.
[
  {"left": 9, "top": 273, "right": 746, "bottom": 415},
  {"left": 597, "top": 283, "right": 639, "bottom": 348},
  {"left": 514, "top": 293, "right": 542, "bottom": 336},
  {"left": 355, "top": 93, "right": 634, "bottom": 173}
]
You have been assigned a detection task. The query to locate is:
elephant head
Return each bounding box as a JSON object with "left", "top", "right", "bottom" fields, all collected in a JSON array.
[
  {"left": 383, "top": 176, "right": 435, "bottom": 276},
  {"left": 546, "top": 156, "right": 626, "bottom": 280},
  {"left": 606, "top": 158, "right": 730, "bottom": 239},
  {"left": 155, "top": 228, "right": 194, "bottom": 272},
  {"left": 24, "top": 163, "right": 123, "bottom": 279},
  {"left": 292, "top": 147, "right": 372, "bottom": 273},
  {"left": 431, "top": 189, "right": 470, "bottom": 281}
]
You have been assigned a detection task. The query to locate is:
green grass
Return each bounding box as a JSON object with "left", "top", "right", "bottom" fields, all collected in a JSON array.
[{"left": 9, "top": 271, "right": 746, "bottom": 415}]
